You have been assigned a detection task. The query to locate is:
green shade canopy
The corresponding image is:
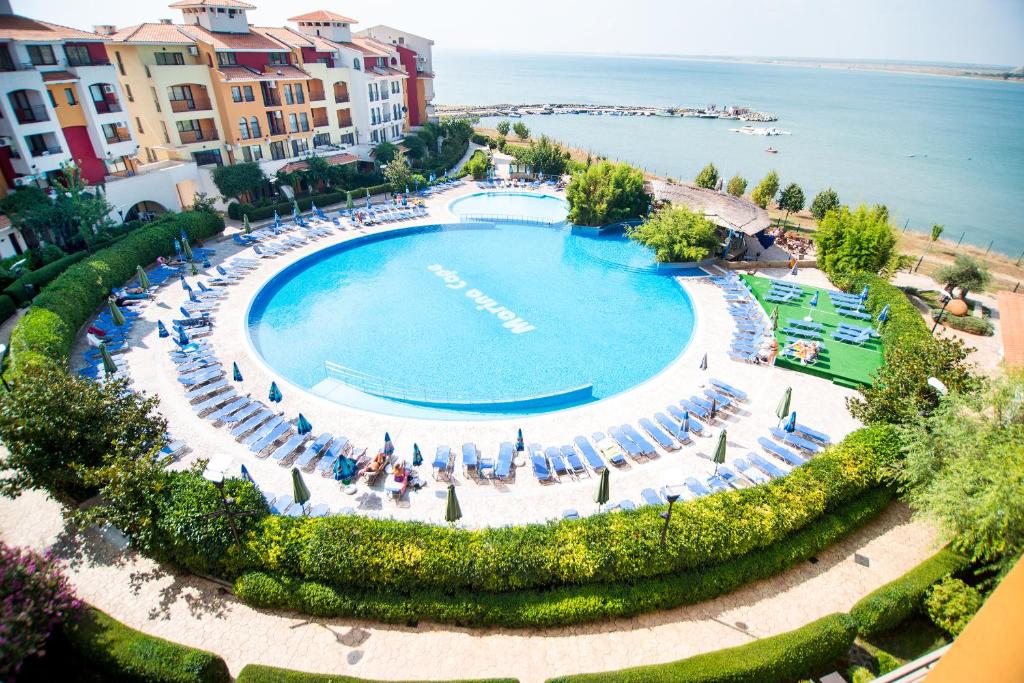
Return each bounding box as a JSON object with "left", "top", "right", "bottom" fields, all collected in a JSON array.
[
  {"left": 594, "top": 468, "right": 610, "bottom": 509},
  {"left": 181, "top": 236, "right": 193, "bottom": 261},
  {"left": 291, "top": 467, "right": 311, "bottom": 509},
  {"left": 136, "top": 265, "right": 150, "bottom": 290},
  {"left": 776, "top": 386, "right": 792, "bottom": 421},
  {"left": 98, "top": 342, "right": 117, "bottom": 376},
  {"left": 713, "top": 429, "right": 727, "bottom": 473},
  {"left": 445, "top": 484, "right": 462, "bottom": 524},
  {"left": 770, "top": 306, "right": 779, "bottom": 330},
  {"left": 346, "top": 194, "right": 354, "bottom": 210},
  {"left": 243, "top": 214, "right": 252, "bottom": 234},
  {"left": 108, "top": 299, "right": 126, "bottom": 327}
]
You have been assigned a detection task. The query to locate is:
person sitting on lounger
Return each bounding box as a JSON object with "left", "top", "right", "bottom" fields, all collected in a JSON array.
[
  {"left": 365, "top": 450, "right": 387, "bottom": 474},
  {"left": 393, "top": 461, "right": 406, "bottom": 482}
]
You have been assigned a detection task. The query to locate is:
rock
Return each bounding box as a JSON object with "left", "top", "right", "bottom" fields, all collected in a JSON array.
[{"left": 946, "top": 299, "right": 969, "bottom": 317}]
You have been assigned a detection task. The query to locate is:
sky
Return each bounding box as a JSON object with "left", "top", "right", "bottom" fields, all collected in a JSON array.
[{"left": 17, "top": 0, "right": 1024, "bottom": 66}]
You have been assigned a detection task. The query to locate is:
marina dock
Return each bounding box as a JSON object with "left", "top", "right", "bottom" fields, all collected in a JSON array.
[{"left": 437, "top": 103, "right": 778, "bottom": 121}]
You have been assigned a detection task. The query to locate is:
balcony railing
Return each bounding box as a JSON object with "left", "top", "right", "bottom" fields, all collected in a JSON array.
[
  {"left": 68, "top": 57, "right": 111, "bottom": 67},
  {"left": 94, "top": 100, "right": 123, "bottom": 114},
  {"left": 14, "top": 105, "right": 49, "bottom": 124},
  {"left": 30, "top": 144, "right": 63, "bottom": 157},
  {"left": 310, "top": 91, "right": 326, "bottom": 102},
  {"left": 335, "top": 94, "right": 350, "bottom": 104},
  {"left": 105, "top": 132, "right": 132, "bottom": 144},
  {"left": 170, "top": 97, "right": 212, "bottom": 113},
  {"left": 313, "top": 117, "right": 329, "bottom": 128},
  {"left": 179, "top": 130, "right": 217, "bottom": 144},
  {"left": 267, "top": 123, "right": 286, "bottom": 136}
]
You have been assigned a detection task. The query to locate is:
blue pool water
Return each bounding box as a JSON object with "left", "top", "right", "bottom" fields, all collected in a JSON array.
[
  {"left": 449, "top": 192, "right": 570, "bottom": 223},
  {"left": 248, "top": 202, "right": 696, "bottom": 418}
]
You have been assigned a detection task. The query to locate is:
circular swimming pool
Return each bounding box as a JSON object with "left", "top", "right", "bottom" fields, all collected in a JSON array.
[
  {"left": 449, "top": 191, "right": 570, "bottom": 223},
  {"left": 248, "top": 197, "right": 696, "bottom": 418}
]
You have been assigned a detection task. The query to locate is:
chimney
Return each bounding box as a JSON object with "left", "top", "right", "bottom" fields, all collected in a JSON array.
[
  {"left": 159, "top": 18, "right": 173, "bottom": 24},
  {"left": 93, "top": 25, "right": 117, "bottom": 35}
]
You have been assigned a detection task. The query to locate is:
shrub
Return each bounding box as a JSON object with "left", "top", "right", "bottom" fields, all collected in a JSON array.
[
  {"left": 211, "top": 162, "right": 266, "bottom": 200},
  {"left": 566, "top": 161, "right": 650, "bottom": 226},
  {"left": 628, "top": 205, "right": 721, "bottom": 262},
  {"left": 237, "top": 664, "right": 517, "bottom": 683},
  {"left": 931, "top": 309, "right": 994, "bottom": 335},
  {"left": 3, "top": 251, "right": 89, "bottom": 304},
  {"left": 925, "top": 577, "right": 983, "bottom": 636},
  {"left": 0, "top": 294, "right": 15, "bottom": 322},
  {"left": 65, "top": 608, "right": 229, "bottom": 683},
  {"left": 234, "top": 486, "right": 893, "bottom": 627},
  {"left": 814, "top": 204, "right": 897, "bottom": 278},
  {"left": 850, "top": 548, "right": 968, "bottom": 636},
  {"left": 750, "top": 170, "right": 779, "bottom": 208},
  {"left": 6, "top": 210, "right": 223, "bottom": 375},
  {"left": 0, "top": 542, "right": 82, "bottom": 679},
  {"left": 546, "top": 613, "right": 856, "bottom": 683},
  {"left": 726, "top": 173, "right": 747, "bottom": 197},
  {"left": 694, "top": 162, "right": 719, "bottom": 189},
  {"left": 463, "top": 150, "right": 492, "bottom": 180}
]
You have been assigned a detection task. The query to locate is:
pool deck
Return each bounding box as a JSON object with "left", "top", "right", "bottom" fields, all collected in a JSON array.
[{"left": 82, "top": 183, "right": 864, "bottom": 527}]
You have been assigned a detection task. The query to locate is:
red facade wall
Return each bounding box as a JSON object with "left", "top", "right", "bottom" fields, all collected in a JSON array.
[
  {"left": 301, "top": 47, "right": 334, "bottom": 67},
  {"left": 232, "top": 52, "right": 290, "bottom": 69},
  {"left": 396, "top": 45, "right": 421, "bottom": 126},
  {"left": 0, "top": 146, "right": 16, "bottom": 186},
  {"left": 62, "top": 126, "right": 107, "bottom": 184},
  {"left": 65, "top": 42, "right": 110, "bottom": 64}
]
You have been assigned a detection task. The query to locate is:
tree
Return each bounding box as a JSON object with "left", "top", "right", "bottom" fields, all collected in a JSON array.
[
  {"left": 628, "top": 206, "right": 721, "bottom": 262},
  {"left": 373, "top": 141, "right": 399, "bottom": 165},
  {"left": 52, "top": 163, "right": 116, "bottom": 250},
  {"left": 930, "top": 223, "right": 945, "bottom": 243},
  {"left": 211, "top": 162, "right": 266, "bottom": 200},
  {"left": 382, "top": 152, "right": 412, "bottom": 192},
  {"left": 694, "top": 162, "right": 719, "bottom": 189},
  {"left": 402, "top": 135, "right": 427, "bottom": 161},
  {"left": 809, "top": 187, "right": 840, "bottom": 221},
  {"left": 814, "top": 204, "right": 897, "bottom": 277},
  {"left": 496, "top": 120, "right": 511, "bottom": 136},
  {"left": 893, "top": 372, "right": 1024, "bottom": 580},
  {"left": 726, "top": 174, "right": 747, "bottom": 197},
  {"left": 515, "top": 135, "right": 568, "bottom": 176},
  {"left": 935, "top": 255, "right": 991, "bottom": 300},
  {"left": 777, "top": 182, "right": 805, "bottom": 227},
  {"left": 566, "top": 161, "right": 650, "bottom": 227},
  {"left": 0, "top": 362, "right": 166, "bottom": 502},
  {"left": 512, "top": 121, "right": 530, "bottom": 141},
  {"left": 0, "top": 185, "right": 56, "bottom": 248},
  {"left": 303, "top": 155, "right": 333, "bottom": 191},
  {"left": 750, "top": 170, "right": 779, "bottom": 209},
  {"left": 462, "top": 150, "right": 492, "bottom": 180}
]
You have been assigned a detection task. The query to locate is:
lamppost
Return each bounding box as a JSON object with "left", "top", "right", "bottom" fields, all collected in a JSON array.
[
  {"left": 931, "top": 293, "right": 952, "bottom": 335},
  {"left": 660, "top": 493, "right": 681, "bottom": 548}
]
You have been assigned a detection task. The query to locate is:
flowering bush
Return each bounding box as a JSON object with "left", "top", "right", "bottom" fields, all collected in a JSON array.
[{"left": 0, "top": 541, "right": 82, "bottom": 678}]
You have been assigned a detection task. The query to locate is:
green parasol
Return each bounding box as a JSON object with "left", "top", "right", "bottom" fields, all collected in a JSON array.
[{"left": 445, "top": 484, "right": 462, "bottom": 525}]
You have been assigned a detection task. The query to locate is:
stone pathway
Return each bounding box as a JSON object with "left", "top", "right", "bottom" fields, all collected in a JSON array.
[{"left": 0, "top": 488, "right": 936, "bottom": 683}]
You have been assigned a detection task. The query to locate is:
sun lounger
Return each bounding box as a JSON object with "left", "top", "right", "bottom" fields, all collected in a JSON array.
[
  {"left": 617, "top": 499, "right": 637, "bottom": 511},
  {"left": 666, "top": 405, "right": 704, "bottom": 435},
  {"left": 748, "top": 452, "right": 791, "bottom": 478},
  {"left": 532, "top": 449, "right": 553, "bottom": 482},
  {"left": 794, "top": 423, "right": 831, "bottom": 444},
  {"left": 561, "top": 445, "right": 587, "bottom": 476},
  {"left": 462, "top": 442, "right": 478, "bottom": 476},
  {"left": 685, "top": 476, "right": 712, "bottom": 497},
  {"left": 767, "top": 429, "right": 821, "bottom": 456},
  {"left": 782, "top": 326, "right": 824, "bottom": 340},
  {"left": 247, "top": 419, "right": 290, "bottom": 453},
  {"left": 177, "top": 357, "right": 221, "bottom": 374},
  {"left": 158, "top": 439, "right": 188, "bottom": 461},
  {"left": 706, "top": 476, "right": 729, "bottom": 494},
  {"left": 591, "top": 432, "right": 627, "bottom": 466},
  {"left": 655, "top": 412, "right": 690, "bottom": 443},
  {"left": 608, "top": 426, "right": 644, "bottom": 460},
  {"left": 216, "top": 400, "right": 260, "bottom": 424},
  {"left": 307, "top": 503, "right": 331, "bottom": 518},
  {"left": 702, "top": 388, "right": 735, "bottom": 409},
  {"left": 177, "top": 368, "right": 223, "bottom": 386},
  {"left": 315, "top": 443, "right": 343, "bottom": 477},
  {"left": 717, "top": 466, "right": 753, "bottom": 489},
  {"left": 833, "top": 329, "right": 872, "bottom": 344},
  {"left": 562, "top": 509, "right": 580, "bottom": 519},
  {"left": 734, "top": 457, "right": 770, "bottom": 483},
  {"left": 496, "top": 441, "right": 515, "bottom": 479},
  {"left": 295, "top": 433, "right": 334, "bottom": 471},
  {"left": 270, "top": 433, "right": 308, "bottom": 464},
  {"left": 709, "top": 379, "right": 748, "bottom": 401},
  {"left": 679, "top": 398, "right": 713, "bottom": 422},
  {"left": 621, "top": 424, "right": 657, "bottom": 456},
  {"left": 192, "top": 391, "right": 240, "bottom": 416},
  {"left": 640, "top": 488, "right": 664, "bottom": 506},
  {"left": 574, "top": 436, "right": 607, "bottom": 470},
  {"left": 540, "top": 446, "right": 566, "bottom": 477},
  {"left": 269, "top": 494, "right": 294, "bottom": 515},
  {"left": 766, "top": 292, "right": 796, "bottom": 304},
  {"left": 432, "top": 445, "right": 452, "bottom": 479},
  {"left": 229, "top": 409, "right": 272, "bottom": 438},
  {"left": 835, "top": 307, "right": 872, "bottom": 321},
  {"left": 639, "top": 418, "right": 677, "bottom": 451},
  {"left": 760, "top": 436, "right": 809, "bottom": 466}
]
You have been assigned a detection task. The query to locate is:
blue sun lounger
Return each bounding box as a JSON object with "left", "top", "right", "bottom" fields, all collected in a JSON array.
[
  {"left": 562, "top": 509, "right": 580, "bottom": 519},
  {"left": 734, "top": 457, "right": 770, "bottom": 483},
  {"left": 760, "top": 435, "right": 810, "bottom": 466},
  {"left": 295, "top": 433, "right": 334, "bottom": 471},
  {"left": 685, "top": 476, "right": 712, "bottom": 498},
  {"left": 717, "top": 466, "right": 753, "bottom": 489},
  {"left": 608, "top": 426, "right": 644, "bottom": 460},
  {"left": 269, "top": 494, "right": 294, "bottom": 515},
  {"left": 315, "top": 442, "right": 345, "bottom": 476},
  {"left": 617, "top": 499, "right": 637, "bottom": 511},
  {"left": 560, "top": 445, "right": 587, "bottom": 476},
  {"left": 573, "top": 436, "right": 606, "bottom": 471},
  {"left": 666, "top": 405, "right": 704, "bottom": 435},
  {"left": 679, "top": 398, "right": 713, "bottom": 422},
  {"left": 184, "top": 379, "right": 227, "bottom": 402},
  {"left": 432, "top": 445, "right": 452, "bottom": 479},
  {"left": 639, "top": 418, "right": 676, "bottom": 451},
  {"left": 709, "top": 378, "right": 747, "bottom": 400},
  {"left": 462, "top": 443, "right": 478, "bottom": 476},
  {"left": 217, "top": 401, "right": 260, "bottom": 424},
  {"left": 532, "top": 449, "right": 553, "bottom": 482},
  {"left": 782, "top": 326, "right": 824, "bottom": 340},
  {"left": 795, "top": 423, "right": 831, "bottom": 445},
  {"left": 706, "top": 476, "right": 729, "bottom": 494},
  {"left": 748, "top": 452, "right": 790, "bottom": 478},
  {"left": 833, "top": 329, "right": 872, "bottom": 344},
  {"left": 640, "top": 488, "right": 664, "bottom": 506},
  {"left": 230, "top": 410, "right": 272, "bottom": 438},
  {"left": 621, "top": 424, "right": 657, "bottom": 456},
  {"left": 247, "top": 419, "right": 290, "bottom": 452},
  {"left": 654, "top": 412, "right": 688, "bottom": 443},
  {"left": 546, "top": 446, "right": 569, "bottom": 477},
  {"left": 767, "top": 429, "right": 822, "bottom": 455},
  {"left": 193, "top": 391, "right": 241, "bottom": 417},
  {"left": 496, "top": 441, "right": 515, "bottom": 479},
  {"left": 270, "top": 433, "right": 308, "bottom": 464},
  {"left": 787, "top": 318, "right": 824, "bottom": 332},
  {"left": 835, "top": 307, "right": 872, "bottom": 321},
  {"left": 177, "top": 368, "right": 223, "bottom": 386},
  {"left": 702, "top": 388, "right": 734, "bottom": 409}
]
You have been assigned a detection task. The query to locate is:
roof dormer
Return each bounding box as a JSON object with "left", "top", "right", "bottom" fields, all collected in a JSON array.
[
  {"left": 170, "top": 0, "right": 255, "bottom": 34},
  {"left": 289, "top": 10, "right": 357, "bottom": 43}
]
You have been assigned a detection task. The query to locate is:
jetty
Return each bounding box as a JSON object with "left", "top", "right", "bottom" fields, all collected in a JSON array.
[{"left": 437, "top": 103, "right": 777, "bottom": 121}]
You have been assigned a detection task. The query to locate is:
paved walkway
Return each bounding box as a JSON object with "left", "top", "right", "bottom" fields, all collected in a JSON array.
[{"left": 0, "top": 488, "right": 937, "bottom": 683}]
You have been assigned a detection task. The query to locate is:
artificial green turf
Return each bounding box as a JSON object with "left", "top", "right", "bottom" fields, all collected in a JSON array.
[{"left": 741, "top": 274, "right": 884, "bottom": 387}]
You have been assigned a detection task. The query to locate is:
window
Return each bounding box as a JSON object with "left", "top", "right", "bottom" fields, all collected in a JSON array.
[
  {"left": 103, "top": 123, "right": 129, "bottom": 143},
  {"left": 46, "top": 90, "right": 56, "bottom": 107},
  {"left": 288, "top": 113, "right": 298, "bottom": 133},
  {"left": 294, "top": 83, "right": 304, "bottom": 104},
  {"left": 217, "top": 52, "right": 237, "bottom": 66},
  {"left": 267, "top": 53, "right": 288, "bottom": 65},
  {"left": 231, "top": 86, "right": 242, "bottom": 103},
  {"left": 299, "top": 112, "right": 309, "bottom": 132},
  {"left": 290, "top": 138, "right": 308, "bottom": 156},
  {"left": 313, "top": 132, "right": 330, "bottom": 147},
  {"left": 176, "top": 120, "right": 199, "bottom": 133},
  {"left": 151, "top": 87, "right": 161, "bottom": 112},
  {"left": 243, "top": 85, "right": 254, "bottom": 101},
  {"left": 160, "top": 121, "right": 170, "bottom": 144},
  {"left": 145, "top": 147, "right": 157, "bottom": 163},
  {"left": 239, "top": 117, "right": 250, "bottom": 140},
  {"left": 283, "top": 84, "right": 294, "bottom": 105},
  {"left": 353, "top": 58, "right": 361, "bottom": 71},
  {"left": 135, "top": 116, "right": 143, "bottom": 134},
  {"left": 241, "top": 145, "right": 263, "bottom": 162},
  {"left": 367, "top": 83, "right": 374, "bottom": 101},
  {"left": 115, "top": 50, "right": 126, "bottom": 75},
  {"left": 269, "top": 140, "right": 285, "bottom": 160},
  {"left": 233, "top": 85, "right": 254, "bottom": 102},
  {"left": 64, "top": 88, "right": 76, "bottom": 106},
  {"left": 340, "top": 132, "right": 354, "bottom": 145},
  {"left": 391, "top": 81, "right": 399, "bottom": 94},
  {"left": 107, "top": 156, "right": 130, "bottom": 174},
  {"left": 169, "top": 85, "right": 193, "bottom": 102},
  {"left": 250, "top": 116, "right": 261, "bottom": 137},
  {"left": 0, "top": 46, "right": 14, "bottom": 71},
  {"left": 64, "top": 45, "right": 91, "bottom": 66},
  {"left": 155, "top": 52, "right": 185, "bottom": 66},
  {"left": 370, "top": 129, "right": 379, "bottom": 143},
  {"left": 124, "top": 84, "right": 134, "bottom": 102},
  {"left": 27, "top": 45, "right": 57, "bottom": 66}
]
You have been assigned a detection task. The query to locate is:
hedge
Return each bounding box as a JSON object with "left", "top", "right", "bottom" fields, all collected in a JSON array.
[
  {"left": 64, "top": 608, "right": 230, "bottom": 683},
  {"left": 3, "top": 251, "right": 89, "bottom": 304},
  {"left": 234, "top": 486, "right": 894, "bottom": 628},
  {"left": 850, "top": 547, "right": 969, "bottom": 637},
  {"left": 931, "top": 310, "right": 994, "bottom": 336},
  {"left": 0, "top": 293, "right": 15, "bottom": 324},
  {"left": 7, "top": 210, "right": 223, "bottom": 375},
  {"left": 840, "top": 273, "right": 929, "bottom": 354},
  {"left": 237, "top": 665, "right": 516, "bottom": 683},
  {"left": 545, "top": 612, "right": 857, "bottom": 683},
  {"left": 228, "top": 184, "right": 401, "bottom": 222}
]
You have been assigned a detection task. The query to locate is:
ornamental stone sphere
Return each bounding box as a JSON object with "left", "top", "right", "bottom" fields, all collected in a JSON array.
[{"left": 945, "top": 298, "right": 969, "bottom": 317}]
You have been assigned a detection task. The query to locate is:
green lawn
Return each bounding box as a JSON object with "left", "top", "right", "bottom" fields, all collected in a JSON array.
[{"left": 741, "top": 274, "right": 884, "bottom": 388}]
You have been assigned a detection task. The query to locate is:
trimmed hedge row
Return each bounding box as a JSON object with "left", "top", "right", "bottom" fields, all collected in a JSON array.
[
  {"left": 233, "top": 426, "right": 897, "bottom": 595},
  {"left": 0, "top": 293, "right": 15, "bottom": 323},
  {"left": 228, "top": 183, "right": 398, "bottom": 221},
  {"left": 7, "top": 210, "right": 223, "bottom": 375},
  {"left": 931, "top": 309, "right": 994, "bottom": 336},
  {"left": 237, "top": 664, "right": 517, "bottom": 683},
  {"left": 2, "top": 251, "right": 90, "bottom": 304},
  {"left": 64, "top": 608, "right": 230, "bottom": 683},
  {"left": 234, "top": 486, "right": 894, "bottom": 628},
  {"left": 850, "top": 548, "right": 969, "bottom": 637},
  {"left": 546, "top": 612, "right": 857, "bottom": 683}
]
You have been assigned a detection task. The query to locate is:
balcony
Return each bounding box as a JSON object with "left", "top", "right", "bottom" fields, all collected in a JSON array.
[
  {"left": 27, "top": 132, "right": 63, "bottom": 157},
  {"left": 311, "top": 108, "right": 329, "bottom": 128},
  {"left": 14, "top": 104, "right": 49, "bottom": 125},
  {"left": 93, "top": 99, "right": 122, "bottom": 114},
  {"left": 170, "top": 96, "right": 213, "bottom": 113},
  {"left": 308, "top": 79, "right": 326, "bottom": 102},
  {"left": 336, "top": 110, "right": 353, "bottom": 128},
  {"left": 179, "top": 129, "right": 218, "bottom": 144},
  {"left": 67, "top": 56, "right": 111, "bottom": 67},
  {"left": 333, "top": 83, "right": 350, "bottom": 104},
  {"left": 105, "top": 128, "right": 132, "bottom": 144}
]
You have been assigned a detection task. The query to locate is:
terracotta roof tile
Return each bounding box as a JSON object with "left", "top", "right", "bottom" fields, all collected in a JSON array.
[
  {"left": 279, "top": 152, "right": 357, "bottom": 173},
  {"left": 349, "top": 37, "right": 391, "bottom": 58},
  {"left": 0, "top": 14, "right": 104, "bottom": 42},
  {"left": 253, "top": 26, "right": 312, "bottom": 48},
  {"left": 109, "top": 23, "right": 195, "bottom": 44},
  {"left": 168, "top": 0, "right": 256, "bottom": 8},
  {"left": 288, "top": 10, "right": 358, "bottom": 23},
  {"left": 179, "top": 24, "right": 288, "bottom": 50},
  {"left": 42, "top": 70, "right": 78, "bottom": 82},
  {"left": 216, "top": 64, "right": 310, "bottom": 81}
]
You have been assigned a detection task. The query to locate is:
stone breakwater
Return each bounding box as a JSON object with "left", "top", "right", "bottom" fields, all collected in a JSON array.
[{"left": 428, "top": 263, "right": 536, "bottom": 334}]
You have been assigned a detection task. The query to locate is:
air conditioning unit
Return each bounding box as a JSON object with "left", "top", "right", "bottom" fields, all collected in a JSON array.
[
  {"left": 188, "top": 45, "right": 199, "bottom": 56},
  {"left": 0, "top": 136, "right": 10, "bottom": 147},
  {"left": 13, "top": 177, "right": 32, "bottom": 187},
  {"left": 102, "top": 84, "right": 115, "bottom": 94}
]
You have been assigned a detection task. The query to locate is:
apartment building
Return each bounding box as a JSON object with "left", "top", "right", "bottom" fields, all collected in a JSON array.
[{"left": 355, "top": 24, "right": 435, "bottom": 127}]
